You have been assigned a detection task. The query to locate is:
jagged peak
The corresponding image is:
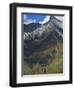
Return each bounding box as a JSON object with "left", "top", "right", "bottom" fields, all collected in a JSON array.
[{"left": 50, "top": 16, "right": 62, "bottom": 22}]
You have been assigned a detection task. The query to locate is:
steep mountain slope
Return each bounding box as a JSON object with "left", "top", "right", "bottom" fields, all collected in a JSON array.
[
  {"left": 23, "top": 16, "right": 63, "bottom": 51},
  {"left": 22, "top": 16, "right": 63, "bottom": 75},
  {"left": 24, "top": 23, "right": 41, "bottom": 32}
]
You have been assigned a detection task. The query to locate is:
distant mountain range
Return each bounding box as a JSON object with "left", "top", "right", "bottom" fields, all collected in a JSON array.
[
  {"left": 24, "top": 23, "right": 41, "bottom": 32},
  {"left": 23, "top": 16, "right": 63, "bottom": 55}
]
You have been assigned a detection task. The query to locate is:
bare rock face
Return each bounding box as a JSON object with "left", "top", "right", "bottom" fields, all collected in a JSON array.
[{"left": 24, "top": 16, "right": 63, "bottom": 48}]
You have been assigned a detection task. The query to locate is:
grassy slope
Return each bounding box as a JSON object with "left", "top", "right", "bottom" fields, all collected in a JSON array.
[{"left": 22, "top": 42, "right": 63, "bottom": 75}]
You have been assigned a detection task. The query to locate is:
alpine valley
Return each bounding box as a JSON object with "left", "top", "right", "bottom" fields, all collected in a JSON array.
[{"left": 22, "top": 16, "right": 63, "bottom": 75}]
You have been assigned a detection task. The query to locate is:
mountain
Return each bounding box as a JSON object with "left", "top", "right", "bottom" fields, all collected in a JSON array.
[
  {"left": 23, "top": 16, "right": 63, "bottom": 47},
  {"left": 23, "top": 16, "right": 63, "bottom": 67},
  {"left": 24, "top": 23, "right": 41, "bottom": 32}
]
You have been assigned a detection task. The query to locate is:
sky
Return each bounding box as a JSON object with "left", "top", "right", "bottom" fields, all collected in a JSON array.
[{"left": 23, "top": 14, "right": 63, "bottom": 24}]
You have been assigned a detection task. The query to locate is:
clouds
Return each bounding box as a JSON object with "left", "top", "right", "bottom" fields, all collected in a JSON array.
[
  {"left": 23, "top": 14, "right": 63, "bottom": 24},
  {"left": 39, "top": 16, "right": 50, "bottom": 24},
  {"left": 23, "top": 15, "right": 37, "bottom": 24},
  {"left": 24, "top": 19, "right": 36, "bottom": 24},
  {"left": 23, "top": 15, "right": 50, "bottom": 24},
  {"left": 23, "top": 15, "right": 27, "bottom": 20}
]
